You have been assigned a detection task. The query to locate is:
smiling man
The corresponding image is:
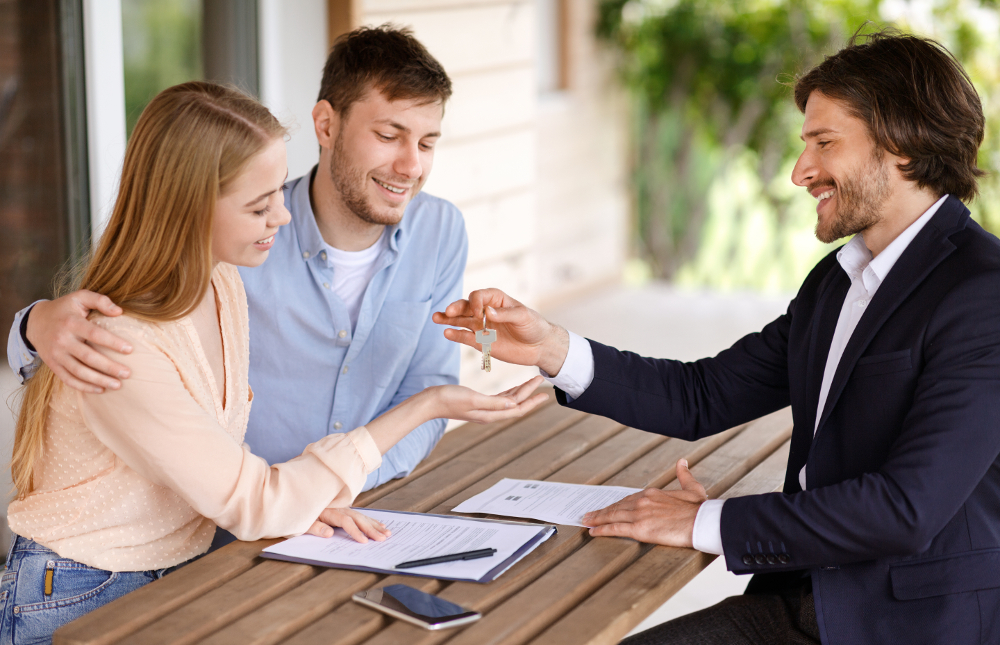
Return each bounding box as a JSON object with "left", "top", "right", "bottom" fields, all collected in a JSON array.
[
  {"left": 434, "top": 30, "right": 1000, "bottom": 644},
  {"left": 9, "top": 27, "right": 465, "bottom": 501}
]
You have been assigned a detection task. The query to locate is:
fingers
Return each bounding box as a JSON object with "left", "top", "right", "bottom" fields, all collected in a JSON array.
[
  {"left": 675, "top": 459, "right": 707, "bottom": 500},
  {"left": 466, "top": 391, "right": 548, "bottom": 423},
  {"left": 48, "top": 362, "right": 107, "bottom": 394},
  {"left": 507, "top": 375, "right": 546, "bottom": 402},
  {"left": 337, "top": 515, "right": 368, "bottom": 543},
  {"left": 588, "top": 523, "right": 635, "bottom": 539},
  {"left": 305, "top": 520, "right": 335, "bottom": 538},
  {"left": 441, "top": 328, "right": 480, "bottom": 349},
  {"left": 316, "top": 508, "right": 391, "bottom": 543},
  {"left": 59, "top": 355, "right": 122, "bottom": 392},
  {"left": 441, "top": 298, "right": 471, "bottom": 318},
  {"left": 83, "top": 321, "right": 133, "bottom": 355},
  {"left": 468, "top": 289, "right": 518, "bottom": 318},
  {"left": 73, "top": 291, "right": 123, "bottom": 318}
]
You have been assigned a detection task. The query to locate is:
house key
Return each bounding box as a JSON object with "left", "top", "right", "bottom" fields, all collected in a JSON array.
[{"left": 475, "top": 314, "right": 497, "bottom": 372}]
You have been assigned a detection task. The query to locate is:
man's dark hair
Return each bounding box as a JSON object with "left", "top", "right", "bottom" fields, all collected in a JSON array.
[
  {"left": 794, "top": 28, "right": 985, "bottom": 202},
  {"left": 317, "top": 24, "right": 452, "bottom": 116}
]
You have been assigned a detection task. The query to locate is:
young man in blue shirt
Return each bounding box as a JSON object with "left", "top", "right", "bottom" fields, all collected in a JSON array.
[{"left": 8, "top": 26, "right": 464, "bottom": 494}]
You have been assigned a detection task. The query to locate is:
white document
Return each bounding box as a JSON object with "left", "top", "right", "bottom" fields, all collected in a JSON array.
[
  {"left": 452, "top": 478, "right": 642, "bottom": 527},
  {"left": 260, "top": 509, "right": 555, "bottom": 583}
]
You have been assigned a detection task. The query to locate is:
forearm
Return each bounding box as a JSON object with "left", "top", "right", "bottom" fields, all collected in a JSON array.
[
  {"left": 564, "top": 338, "right": 791, "bottom": 441},
  {"left": 365, "top": 417, "right": 446, "bottom": 490},
  {"left": 364, "top": 389, "right": 437, "bottom": 455}
]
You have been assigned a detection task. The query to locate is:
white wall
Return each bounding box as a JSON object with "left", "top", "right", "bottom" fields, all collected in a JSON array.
[{"left": 258, "top": 0, "right": 328, "bottom": 180}]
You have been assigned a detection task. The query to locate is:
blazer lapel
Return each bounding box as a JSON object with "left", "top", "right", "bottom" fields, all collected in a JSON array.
[
  {"left": 786, "top": 265, "right": 850, "bottom": 491},
  {"left": 814, "top": 197, "right": 968, "bottom": 436}
]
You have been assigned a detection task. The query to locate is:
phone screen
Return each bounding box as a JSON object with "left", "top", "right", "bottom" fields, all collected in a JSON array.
[{"left": 354, "top": 584, "right": 480, "bottom": 629}]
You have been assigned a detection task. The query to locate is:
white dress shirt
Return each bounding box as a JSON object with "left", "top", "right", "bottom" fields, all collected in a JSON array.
[{"left": 545, "top": 194, "right": 948, "bottom": 555}]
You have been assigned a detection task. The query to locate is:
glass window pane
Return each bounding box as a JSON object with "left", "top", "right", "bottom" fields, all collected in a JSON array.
[{"left": 122, "top": 0, "right": 203, "bottom": 138}]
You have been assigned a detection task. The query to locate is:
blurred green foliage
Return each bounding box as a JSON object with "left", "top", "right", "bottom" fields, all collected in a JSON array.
[
  {"left": 598, "top": 0, "right": 1000, "bottom": 291},
  {"left": 122, "top": 0, "right": 202, "bottom": 138}
]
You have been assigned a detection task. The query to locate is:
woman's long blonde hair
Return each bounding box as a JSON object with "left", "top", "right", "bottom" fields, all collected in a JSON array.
[{"left": 11, "top": 82, "right": 286, "bottom": 498}]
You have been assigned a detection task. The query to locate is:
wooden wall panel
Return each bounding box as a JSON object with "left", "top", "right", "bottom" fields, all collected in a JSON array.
[
  {"left": 443, "top": 65, "right": 534, "bottom": 141},
  {"left": 364, "top": 2, "right": 534, "bottom": 74},
  {"left": 464, "top": 190, "right": 536, "bottom": 269},
  {"left": 422, "top": 128, "right": 535, "bottom": 207}
]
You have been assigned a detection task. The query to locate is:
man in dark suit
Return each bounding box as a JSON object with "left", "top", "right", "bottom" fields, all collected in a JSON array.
[{"left": 434, "top": 31, "right": 1000, "bottom": 644}]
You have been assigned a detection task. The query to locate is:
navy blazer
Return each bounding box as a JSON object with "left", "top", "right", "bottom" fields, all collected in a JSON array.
[{"left": 560, "top": 196, "right": 1000, "bottom": 644}]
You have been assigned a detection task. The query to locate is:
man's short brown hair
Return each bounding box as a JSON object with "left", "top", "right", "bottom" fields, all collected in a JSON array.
[
  {"left": 794, "top": 29, "right": 985, "bottom": 202},
  {"left": 317, "top": 25, "right": 452, "bottom": 116}
]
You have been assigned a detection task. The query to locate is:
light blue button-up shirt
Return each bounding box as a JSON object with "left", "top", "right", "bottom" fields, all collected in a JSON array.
[{"left": 7, "top": 168, "right": 467, "bottom": 491}]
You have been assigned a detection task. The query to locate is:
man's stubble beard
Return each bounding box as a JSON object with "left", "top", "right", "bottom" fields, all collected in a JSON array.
[
  {"left": 814, "top": 149, "right": 892, "bottom": 244},
  {"left": 329, "top": 129, "right": 407, "bottom": 227}
]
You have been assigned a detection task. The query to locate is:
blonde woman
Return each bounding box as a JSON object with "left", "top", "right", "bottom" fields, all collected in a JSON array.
[{"left": 1, "top": 82, "right": 545, "bottom": 643}]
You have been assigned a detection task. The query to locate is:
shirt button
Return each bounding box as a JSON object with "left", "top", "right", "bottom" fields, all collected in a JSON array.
[
  {"left": 338, "top": 330, "right": 347, "bottom": 338},
  {"left": 333, "top": 421, "right": 343, "bottom": 430},
  {"left": 857, "top": 299, "right": 867, "bottom": 307},
  {"left": 323, "top": 283, "right": 330, "bottom": 289},
  {"left": 320, "top": 251, "right": 327, "bottom": 261},
  {"left": 302, "top": 251, "right": 310, "bottom": 259},
  {"left": 342, "top": 366, "right": 349, "bottom": 374}
]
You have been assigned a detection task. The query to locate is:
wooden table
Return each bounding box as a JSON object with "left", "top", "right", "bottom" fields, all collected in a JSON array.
[{"left": 55, "top": 393, "right": 793, "bottom": 645}]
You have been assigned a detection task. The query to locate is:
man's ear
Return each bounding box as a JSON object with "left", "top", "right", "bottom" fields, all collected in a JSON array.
[{"left": 312, "top": 100, "right": 340, "bottom": 149}]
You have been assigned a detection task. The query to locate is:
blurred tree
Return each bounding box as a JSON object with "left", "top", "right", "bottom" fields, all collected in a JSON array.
[
  {"left": 598, "top": 0, "right": 1000, "bottom": 286},
  {"left": 122, "top": 0, "right": 202, "bottom": 138}
]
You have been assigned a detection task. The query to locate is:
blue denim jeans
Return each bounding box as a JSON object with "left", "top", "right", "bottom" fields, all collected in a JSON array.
[{"left": 0, "top": 535, "right": 173, "bottom": 645}]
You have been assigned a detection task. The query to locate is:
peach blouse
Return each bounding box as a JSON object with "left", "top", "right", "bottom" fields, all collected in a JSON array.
[{"left": 7, "top": 263, "right": 382, "bottom": 571}]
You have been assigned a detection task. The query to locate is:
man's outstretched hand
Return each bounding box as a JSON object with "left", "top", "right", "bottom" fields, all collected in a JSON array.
[
  {"left": 26, "top": 291, "right": 132, "bottom": 393},
  {"left": 432, "top": 288, "right": 570, "bottom": 376},
  {"left": 582, "top": 459, "right": 707, "bottom": 548}
]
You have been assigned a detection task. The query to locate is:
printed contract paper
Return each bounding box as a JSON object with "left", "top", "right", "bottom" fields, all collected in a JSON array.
[
  {"left": 452, "top": 478, "right": 642, "bottom": 526},
  {"left": 261, "top": 509, "right": 555, "bottom": 583}
]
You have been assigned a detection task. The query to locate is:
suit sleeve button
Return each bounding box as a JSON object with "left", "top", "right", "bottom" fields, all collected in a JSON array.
[
  {"left": 778, "top": 553, "right": 790, "bottom": 564},
  {"left": 766, "top": 554, "right": 777, "bottom": 565},
  {"left": 742, "top": 554, "right": 754, "bottom": 565},
  {"left": 754, "top": 554, "right": 767, "bottom": 565}
]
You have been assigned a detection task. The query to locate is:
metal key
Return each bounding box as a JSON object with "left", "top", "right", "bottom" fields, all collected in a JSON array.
[{"left": 475, "top": 315, "right": 497, "bottom": 372}]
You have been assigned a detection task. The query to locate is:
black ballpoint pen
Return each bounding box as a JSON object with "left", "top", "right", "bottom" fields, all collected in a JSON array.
[{"left": 395, "top": 548, "right": 497, "bottom": 569}]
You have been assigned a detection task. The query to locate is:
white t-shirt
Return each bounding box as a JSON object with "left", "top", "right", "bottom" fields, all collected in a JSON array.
[{"left": 328, "top": 229, "right": 389, "bottom": 331}]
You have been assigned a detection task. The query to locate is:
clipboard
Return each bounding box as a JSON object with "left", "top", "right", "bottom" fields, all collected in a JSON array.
[{"left": 260, "top": 508, "right": 557, "bottom": 584}]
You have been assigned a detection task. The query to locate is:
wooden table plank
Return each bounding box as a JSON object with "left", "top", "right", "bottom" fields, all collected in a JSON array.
[
  {"left": 283, "top": 576, "right": 444, "bottom": 645},
  {"left": 202, "top": 414, "right": 626, "bottom": 645},
  {"left": 54, "top": 404, "right": 796, "bottom": 645},
  {"left": 127, "top": 560, "right": 319, "bottom": 645},
  {"left": 199, "top": 569, "right": 380, "bottom": 645},
  {"left": 443, "top": 410, "right": 791, "bottom": 645},
  {"left": 528, "top": 437, "right": 793, "bottom": 645},
  {"left": 370, "top": 403, "right": 586, "bottom": 513},
  {"left": 355, "top": 394, "right": 558, "bottom": 507},
  {"left": 354, "top": 422, "right": 751, "bottom": 645},
  {"left": 53, "top": 539, "right": 280, "bottom": 645},
  {"left": 345, "top": 424, "right": 762, "bottom": 645}
]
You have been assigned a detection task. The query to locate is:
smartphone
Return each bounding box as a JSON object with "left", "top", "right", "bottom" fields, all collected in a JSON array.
[{"left": 352, "top": 584, "right": 481, "bottom": 630}]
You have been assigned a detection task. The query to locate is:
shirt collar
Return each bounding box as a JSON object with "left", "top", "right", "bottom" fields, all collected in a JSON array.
[
  {"left": 867, "top": 193, "right": 948, "bottom": 283},
  {"left": 290, "top": 166, "right": 406, "bottom": 263},
  {"left": 836, "top": 193, "right": 948, "bottom": 294}
]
